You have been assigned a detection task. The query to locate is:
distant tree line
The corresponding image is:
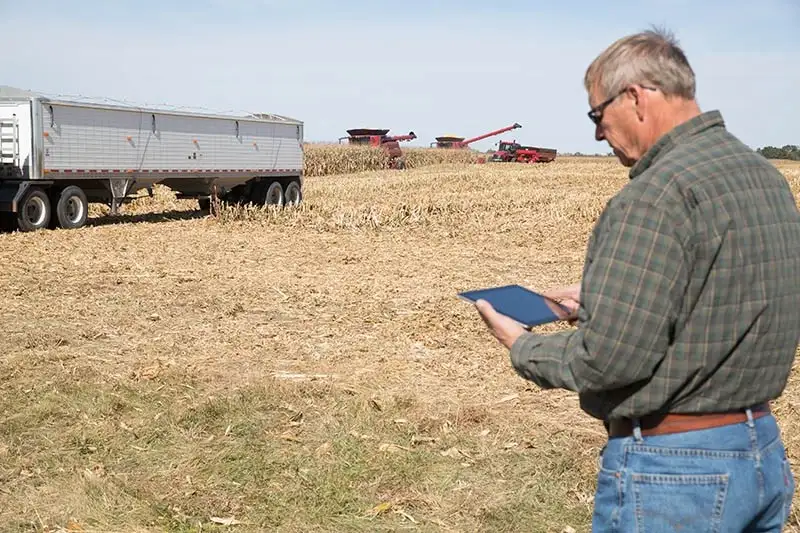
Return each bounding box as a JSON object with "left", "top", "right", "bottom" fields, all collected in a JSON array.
[
  {"left": 757, "top": 145, "right": 800, "bottom": 161},
  {"left": 567, "top": 146, "right": 800, "bottom": 160},
  {"left": 484, "top": 146, "right": 799, "bottom": 160}
]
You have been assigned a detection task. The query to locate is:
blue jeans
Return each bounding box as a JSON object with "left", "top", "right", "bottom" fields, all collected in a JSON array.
[{"left": 593, "top": 410, "right": 795, "bottom": 532}]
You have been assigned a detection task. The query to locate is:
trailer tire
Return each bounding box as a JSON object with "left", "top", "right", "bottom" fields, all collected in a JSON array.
[
  {"left": 284, "top": 180, "right": 302, "bottom": 206},
  {"left": 263, "top": 181, "right": 284, "bottom": 206},
  {"left": 198, "top": 197, "right": 211, "bottom": 211},
  {"left": 17, "top": 187, "right": 52, "bottom": 232},
  {"left": 55, "top": 185, "right": 88, "bottom": 229}
]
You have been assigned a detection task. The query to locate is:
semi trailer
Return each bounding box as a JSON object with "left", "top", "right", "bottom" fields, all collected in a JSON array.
[{"left": 0, "top": 86, "right": 304, "bottom": 231}]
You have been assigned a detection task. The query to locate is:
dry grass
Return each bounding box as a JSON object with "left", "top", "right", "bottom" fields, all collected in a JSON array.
[
  {"left": 0, "top": 157, "right": 798, "bottom": 532},
  {"left": 303, "top": 144, "right": 484, "bottom": 176}
]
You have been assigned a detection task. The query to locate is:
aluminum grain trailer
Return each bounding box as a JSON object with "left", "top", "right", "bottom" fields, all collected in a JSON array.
[{"left": 0, "top": 86, "right": 304, "bottom": 231}]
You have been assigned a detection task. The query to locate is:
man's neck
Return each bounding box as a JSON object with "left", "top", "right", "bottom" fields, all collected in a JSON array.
[
  {"left": 646, "top": 98, "right": 702, "bottom": 148},
  {"left": 628, "top": 99, "right": 706, "bottom": 175}
]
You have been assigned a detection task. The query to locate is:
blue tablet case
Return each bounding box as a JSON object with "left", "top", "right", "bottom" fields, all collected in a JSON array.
[{"left": 458, "top": 284, "right": 567, "bottom": 328}]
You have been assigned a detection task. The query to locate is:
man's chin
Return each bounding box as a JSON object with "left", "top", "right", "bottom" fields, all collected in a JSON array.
[{"left": 613, "top": 148, "right": 636, "bottom": 167}]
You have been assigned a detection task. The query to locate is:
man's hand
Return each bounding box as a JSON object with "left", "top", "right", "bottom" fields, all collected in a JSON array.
[
  {"left": 474, "top": 299, "right": 526, "bottom": 350},
  {"left": 543, "top": 282, "right": 581, "bottom": 324}
]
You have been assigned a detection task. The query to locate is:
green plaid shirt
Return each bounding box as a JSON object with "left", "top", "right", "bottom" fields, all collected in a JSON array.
[{"left": 510, "top": 110, "right": 800, "bottom": 421}]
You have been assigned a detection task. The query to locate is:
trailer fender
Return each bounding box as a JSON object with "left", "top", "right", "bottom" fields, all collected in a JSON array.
[{"left": 0, "top": 181, "right": 54, "bottom": 213}]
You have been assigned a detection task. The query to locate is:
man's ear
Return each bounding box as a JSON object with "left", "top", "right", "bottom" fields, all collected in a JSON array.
[{"left": 630, "top": 85, "right": 646, "bottom": 122}]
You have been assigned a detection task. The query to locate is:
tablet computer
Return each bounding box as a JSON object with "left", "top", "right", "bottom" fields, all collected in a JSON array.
[{"left": 458, "top": 284, "right": 571, "bottom": 329}]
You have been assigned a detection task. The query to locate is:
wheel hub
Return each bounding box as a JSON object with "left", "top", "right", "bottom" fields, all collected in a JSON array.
[
  {"left": 65, "top": 196, "right": 85, "bottom": 224},
  {"left": 24, "top": 196, "right": 46, "bottom": 226}
]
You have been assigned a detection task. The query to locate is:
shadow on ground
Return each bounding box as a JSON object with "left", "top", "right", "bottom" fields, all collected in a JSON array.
[
  {"left": 86, "top": 209, "right": 207, "bottom": 227},
  {"left": 0, "top": 209, "right": 208, "bottom": 233}
]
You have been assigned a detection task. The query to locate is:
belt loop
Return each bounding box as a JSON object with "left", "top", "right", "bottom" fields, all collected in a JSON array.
[
  {"left": 745, "top": 408, "right": 755, "bottom": 428},
  {"left": 632, "top": 419, "right": 643, "bottom": 443}
]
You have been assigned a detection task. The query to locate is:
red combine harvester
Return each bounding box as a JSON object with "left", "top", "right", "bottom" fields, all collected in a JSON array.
[
  {"left": 338, "top": 128, "right": 417, "bottom": 168},
  {"left": 431, "top": 123, "right": 522, "bottom": 149},
  {"left": 490, "top": 140, "right": 558, "bottom": 163}
]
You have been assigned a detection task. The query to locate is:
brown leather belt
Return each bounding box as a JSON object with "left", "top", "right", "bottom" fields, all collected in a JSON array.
[{"left": 607, "top": 403, "right": 771, "bottom": 438}]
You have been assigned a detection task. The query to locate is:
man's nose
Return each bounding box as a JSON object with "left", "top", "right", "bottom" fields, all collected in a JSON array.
[{"left": 595, "top": 123, "right": 605, "bottom": 142}]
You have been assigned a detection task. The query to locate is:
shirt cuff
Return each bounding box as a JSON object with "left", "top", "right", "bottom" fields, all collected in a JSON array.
[
  {"left": 508, "top": 329, "right": 577, "bottom": 390},
  {"left": 510, "top": 331, "right": 543, "bottom": 374}
]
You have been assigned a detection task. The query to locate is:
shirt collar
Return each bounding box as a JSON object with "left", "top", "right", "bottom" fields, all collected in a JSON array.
[{"left": 629, "top": 110, "right": 726, "bottom": 179}]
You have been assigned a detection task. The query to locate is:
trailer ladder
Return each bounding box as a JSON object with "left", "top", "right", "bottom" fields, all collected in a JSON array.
[{"left": 0, "top": 117, "right": 20, "bottom": 177}]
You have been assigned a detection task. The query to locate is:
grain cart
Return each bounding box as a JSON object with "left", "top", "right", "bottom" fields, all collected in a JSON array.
[{"left": 0, "top": 86, "right": 304, "bottom": 231}]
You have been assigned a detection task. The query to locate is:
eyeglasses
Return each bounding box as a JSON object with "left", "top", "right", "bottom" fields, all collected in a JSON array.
[{"left": 587, "top": 85, "right": 658, "bottom": 125}]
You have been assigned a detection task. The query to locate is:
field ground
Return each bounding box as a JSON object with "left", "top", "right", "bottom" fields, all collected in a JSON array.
[{"left": 1, "top": 157, "right": 799, "bottom": 532}]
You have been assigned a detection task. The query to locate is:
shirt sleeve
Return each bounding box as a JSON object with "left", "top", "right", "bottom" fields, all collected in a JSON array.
[{"left": 509, "top": 199, "right": 689, "bottom": 394}]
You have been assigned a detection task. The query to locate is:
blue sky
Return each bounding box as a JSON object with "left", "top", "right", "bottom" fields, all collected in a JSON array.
[{"left": 4, "top": 0, "right": 798, "bottom": 154}]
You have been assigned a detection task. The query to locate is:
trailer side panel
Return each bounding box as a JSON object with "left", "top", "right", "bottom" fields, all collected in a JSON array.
[{"left": 39, "top": 101, "right": 303, "bottom": 192}]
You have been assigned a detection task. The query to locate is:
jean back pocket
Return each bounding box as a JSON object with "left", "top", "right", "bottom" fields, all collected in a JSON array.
[{"left": 632, "top": 473, "right": 729, "bottom": 533}]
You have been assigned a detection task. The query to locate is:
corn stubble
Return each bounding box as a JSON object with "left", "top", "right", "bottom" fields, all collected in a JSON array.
[{"left": 1, "top": 157, "right": 798, "bottom": 533}]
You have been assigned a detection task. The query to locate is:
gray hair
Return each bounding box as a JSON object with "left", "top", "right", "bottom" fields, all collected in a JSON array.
[{"left": 585, "top": 27, "right": 696, "bottom": 101}]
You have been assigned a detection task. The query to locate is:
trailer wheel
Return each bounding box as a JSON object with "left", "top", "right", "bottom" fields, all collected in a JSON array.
[
  {"left": 284, "top": 180, "right": 302, "bottom": 206},
  {"left": 55, "top": 185, "right": 88, "bottom": 229},
  {"left": 17, "top": 187, "right": 51, "bottom": 232},
  {"left": 264, "top": 181, "right": 284, "bottom": 206}
]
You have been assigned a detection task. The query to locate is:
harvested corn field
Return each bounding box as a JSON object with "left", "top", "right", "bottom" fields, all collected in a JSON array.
[{"left": 1, "top": 157, "right": 799, "bottom": 532}]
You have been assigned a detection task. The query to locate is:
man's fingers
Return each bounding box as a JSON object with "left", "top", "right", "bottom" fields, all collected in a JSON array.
[
  {"left": 543, "top": 283, "right": 581, "bottom": 302},
  {"left": 474, "top": 299, "right": 500, "bottom": 339},
  {"left": 474, "top": 298, "right": 492, "bottom": 313},
  {"left": 474, "top": 299, "right": 526, "bottom": 348},
  {"left": 559, "top": 298, "right": 579, "bottom": 312},
  {"left": 474, "top": 299, "right": 497, "bottom": 324}
]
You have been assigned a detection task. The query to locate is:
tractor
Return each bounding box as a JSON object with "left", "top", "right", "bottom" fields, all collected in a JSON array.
[{"left": 490, "top": 140, "right": 557, "bottom": 163}]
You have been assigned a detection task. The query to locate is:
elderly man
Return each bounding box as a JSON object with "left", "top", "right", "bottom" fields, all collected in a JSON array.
[{"left": 475, "top": 28, "right": 800, "bottom": 531}]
